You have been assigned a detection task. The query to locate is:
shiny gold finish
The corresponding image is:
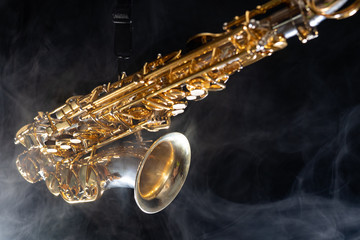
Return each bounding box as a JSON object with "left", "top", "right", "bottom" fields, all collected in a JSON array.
[
  {"left": 138, "top": 141, "right": 174, "bottom": 200},
  {"left": 307, "top": 0, "right": 360, "bottom": 19},
  {"left": 223, "top": 0, "right": 290, "bottom": 31},
  {"left": 135, "top": 132, "right": 190, "bottom": 213},
  {"left": 14, "top": 0, "right": 359, "bottom": 213}
]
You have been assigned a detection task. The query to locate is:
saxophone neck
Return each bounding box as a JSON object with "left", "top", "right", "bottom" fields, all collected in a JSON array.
[
  {"left": 224, "top": 0, "right": 359, "bottom": 43},
  {"left": 13, "top": 0, "right": 359, "bottom": 212}
]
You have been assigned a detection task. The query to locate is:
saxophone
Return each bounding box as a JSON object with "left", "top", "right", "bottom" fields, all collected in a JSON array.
[{"left": 14, "top": 0, "right": 359, "bottom": 213}]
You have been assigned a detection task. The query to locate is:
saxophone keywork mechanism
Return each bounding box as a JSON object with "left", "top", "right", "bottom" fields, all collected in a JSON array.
[{"left": 14, "top": 0, "right": 359, "bottom": 213}]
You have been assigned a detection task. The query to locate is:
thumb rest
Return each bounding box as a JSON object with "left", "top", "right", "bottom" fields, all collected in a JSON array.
[{"left": 14, "top": 0, "right": 359, "bottom": 213}]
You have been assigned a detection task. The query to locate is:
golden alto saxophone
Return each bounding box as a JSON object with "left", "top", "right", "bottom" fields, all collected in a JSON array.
[{"left": 14, "top": 0, "right": 359, "bottom": 213}]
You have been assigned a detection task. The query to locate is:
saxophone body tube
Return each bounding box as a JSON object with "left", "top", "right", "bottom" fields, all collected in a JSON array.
[{"left": 14, "top": 0, "right": 359, "bottom": 213}]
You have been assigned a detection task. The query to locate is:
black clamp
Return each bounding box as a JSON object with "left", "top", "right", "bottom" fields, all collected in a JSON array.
[{"left": 113, "top": 0, "right": 132, "bottom": 74}]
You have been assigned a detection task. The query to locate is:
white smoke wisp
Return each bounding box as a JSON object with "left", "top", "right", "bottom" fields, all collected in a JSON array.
[
  {"left": 166, "top": 105, "right": 360, "bottom": 240},
  {"left": 0, "top": 0, "right": 359, "bottom": 239}
]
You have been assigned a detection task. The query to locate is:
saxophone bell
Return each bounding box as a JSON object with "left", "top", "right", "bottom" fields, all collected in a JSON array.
[
  {"left": 14, "top": 0, "right": 359, "bottom": 213},
  {"left": 134, "top": 132, "right": 191, "bottom": 213},
  {"left": 104, "top": 132, "right": 191, "bottom": 213},
  {"left": 16, "top": 131, "right": 191, "bottom": 213}
]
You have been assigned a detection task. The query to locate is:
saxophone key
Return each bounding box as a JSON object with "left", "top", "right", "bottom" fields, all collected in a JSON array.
[{"left": 163, "top": 88, "right": 186, "bottom": 100}]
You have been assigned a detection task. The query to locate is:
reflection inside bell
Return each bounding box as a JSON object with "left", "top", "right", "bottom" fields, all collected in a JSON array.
[{"left": 139, "top": 141, "right": 174, "bottom": 200}]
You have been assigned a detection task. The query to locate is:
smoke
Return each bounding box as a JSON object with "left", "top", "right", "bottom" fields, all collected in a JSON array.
[
  {"left": 0, "top": 0, "right": 360, "bottom": 239},
  {"left": 165, "top": 104, "right": 360, "bottom": 239}
]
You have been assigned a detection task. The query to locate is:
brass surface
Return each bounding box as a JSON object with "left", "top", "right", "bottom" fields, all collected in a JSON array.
[
  {"left": 307, "top": 0, "right": 360, "bottom": 19},
  {"left": 14, "top": 0, "right": 359, "bottom": 213}
]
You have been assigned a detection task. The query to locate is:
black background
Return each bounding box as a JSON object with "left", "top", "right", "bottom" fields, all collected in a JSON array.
[{"left": 0, "top": 0, "right": 360, "bottom": 239}]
